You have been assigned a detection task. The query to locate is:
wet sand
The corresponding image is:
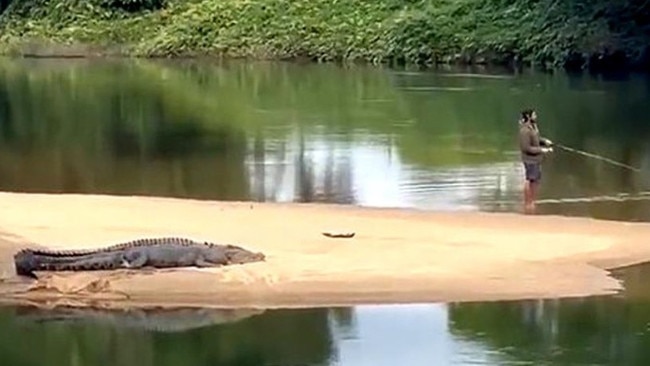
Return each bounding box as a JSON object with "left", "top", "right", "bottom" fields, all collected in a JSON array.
[{"left": 1, "top": 191, "right": 649, "bottom": 309}]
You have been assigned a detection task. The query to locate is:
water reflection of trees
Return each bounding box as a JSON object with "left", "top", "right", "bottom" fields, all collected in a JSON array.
[
  {"left": 0, "top": 307, "right": 337, "bottom": 366},
  {"left": 294, "top": 128, "right": 355, "bottom": 204},
  {"left": 448, "top": 296, "right": 650, "bottom": 365},
  {"left": 0, "top": 61, "right": 250, "bottom": 199},
  {"left": 0, "top": 60, "right": 362, "bottom": 204},
  {"left": 1, "top": 59, "right": 650, "bottom": 219},
  {"left": 328, "top": 307, "right": 357, "bottom": 337}
]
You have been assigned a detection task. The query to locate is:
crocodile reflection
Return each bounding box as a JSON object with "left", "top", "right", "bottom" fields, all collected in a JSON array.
[{"left": 13, "top": 305, "right": 265, "bottom": 333}]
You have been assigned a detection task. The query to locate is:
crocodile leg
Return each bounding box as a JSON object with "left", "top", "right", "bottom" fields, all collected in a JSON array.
[
  {"left": 123, "top": 252, "right": 148, "bottom": 269},
  {"left": 194, "top": 258, "right": 223, "bottom": 268}
]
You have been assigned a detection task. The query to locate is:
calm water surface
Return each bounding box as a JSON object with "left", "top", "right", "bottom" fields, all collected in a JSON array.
[
  {"left": 2, "top": 59, "right": 650, "bottom": 365},
  {"left": 2, "top": 265, "right": 650, "bottom": 366},
  {"left": 1, "top": 58, "right": 650, "bottom": 220}
]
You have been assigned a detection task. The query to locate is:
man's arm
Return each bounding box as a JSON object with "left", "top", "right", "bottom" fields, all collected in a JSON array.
[
  {"left": 519, "top": 128, "right": 543, "bottom": 155},
  {"left": 540, "top": 137, "right": 553, "bottom": 147}
]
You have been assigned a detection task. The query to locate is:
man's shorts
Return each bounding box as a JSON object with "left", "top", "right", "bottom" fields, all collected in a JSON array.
[{"left": 523, "top": 162, "right": 542, "bottom": 182}]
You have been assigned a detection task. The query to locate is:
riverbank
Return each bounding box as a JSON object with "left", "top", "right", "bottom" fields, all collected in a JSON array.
[
  {"left": 0, "top": 0, "right": 647, "bottom": 71},
  {"left": 1, "top": 191, "right": 649, "bottom": 309}
]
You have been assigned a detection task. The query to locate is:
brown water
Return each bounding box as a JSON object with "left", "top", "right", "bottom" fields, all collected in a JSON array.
[{"left": 1, "top": 59, "right": 649, "bottom": 221}]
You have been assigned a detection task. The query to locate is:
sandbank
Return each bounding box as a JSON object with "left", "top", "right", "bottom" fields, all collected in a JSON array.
[{"left": 1, "top": 191, "right": 649, "bottom": 310}]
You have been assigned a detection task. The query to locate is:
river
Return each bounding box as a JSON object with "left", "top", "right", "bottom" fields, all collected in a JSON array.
[{"left": 1, "top": 58, "right": 649, "bottom": 365}]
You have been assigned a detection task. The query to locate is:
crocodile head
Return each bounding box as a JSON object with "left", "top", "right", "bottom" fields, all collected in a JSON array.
[{"left": 224, "top": 245, "right": 266, "bottom": 264}]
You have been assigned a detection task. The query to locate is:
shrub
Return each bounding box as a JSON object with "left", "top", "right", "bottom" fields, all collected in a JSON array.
[{"left": 0, "top": 0, "right": 647, "bottom": 70}]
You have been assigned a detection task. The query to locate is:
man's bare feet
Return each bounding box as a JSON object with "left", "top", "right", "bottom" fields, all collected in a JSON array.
[{"left": 524, "top": 204, "right": 536, "bottom": 214}]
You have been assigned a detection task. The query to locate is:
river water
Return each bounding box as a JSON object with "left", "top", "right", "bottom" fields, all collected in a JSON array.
[
  {"left": 2, "top": 284, "right": 650, "bottom": 366},
  {"left": 1, "top": 58, "right": 650, "bottom": 365}
]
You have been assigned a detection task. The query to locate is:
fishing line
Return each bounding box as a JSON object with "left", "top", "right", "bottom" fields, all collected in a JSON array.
[
  {"left": 554, "top": 143, "right": 642, "bottom": 173},
  {"left": 536, "top": 193, "right": 650, "bottom": 204},
  {"left": 488, "top": 192, "right": 650, "bottom": 206}
]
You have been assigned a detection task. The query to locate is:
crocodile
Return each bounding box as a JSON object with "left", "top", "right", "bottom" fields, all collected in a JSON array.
[{"left": 13, "top": 237, "right": 266, "bottom": 278}]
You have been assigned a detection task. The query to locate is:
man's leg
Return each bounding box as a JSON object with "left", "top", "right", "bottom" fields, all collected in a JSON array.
[
  {"left": 523, "top": 163, "right": 541, "bottom": 214},
  {"left": 528, "top": 181, "right": 539, "bottom": 211},
  {"left": 523, "top": 180, "right": 531, "bottom": 211},
  {"left": 523, "top": 181, "right": 534, "bottom": 214}
]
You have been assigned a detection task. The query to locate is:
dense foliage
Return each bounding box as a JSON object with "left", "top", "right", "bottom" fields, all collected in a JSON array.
[{"left": 0, "top": 0, "right": 648, "bottom": 70}]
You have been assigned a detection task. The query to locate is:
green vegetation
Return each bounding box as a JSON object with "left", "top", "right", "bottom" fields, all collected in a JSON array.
[
  {"left": 0, "top": 0, "right": 648, "bottom": 70},
  {"left": 0, "top": 307, "right": 335, "bottom": 366}
]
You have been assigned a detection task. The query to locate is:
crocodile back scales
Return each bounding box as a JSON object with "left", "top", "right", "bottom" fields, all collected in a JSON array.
[{"left": 15, "top": 237, "right": 243, "bottom": 257}]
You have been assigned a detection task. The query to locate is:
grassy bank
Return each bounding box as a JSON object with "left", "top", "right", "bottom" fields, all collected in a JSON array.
[{"left": 0, "top": 0, "right": 648, "bottom": 71}]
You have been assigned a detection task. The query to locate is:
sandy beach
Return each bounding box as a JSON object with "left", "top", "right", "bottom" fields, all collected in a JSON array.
[{"left": 1, "top": 191, "right": 649, "bottom": 310}]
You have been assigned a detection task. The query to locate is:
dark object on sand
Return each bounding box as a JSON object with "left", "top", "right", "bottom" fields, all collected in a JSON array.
[{"left": 322, "top": 231, "right": 356, "bottom": 239}]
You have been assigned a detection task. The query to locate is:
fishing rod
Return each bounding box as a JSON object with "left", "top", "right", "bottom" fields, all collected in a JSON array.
[{"left": 553, "top": 143, "right": 642, "bottom": 173}]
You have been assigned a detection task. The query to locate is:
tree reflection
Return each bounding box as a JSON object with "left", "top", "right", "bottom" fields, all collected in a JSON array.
[
  {"left": 448, "top": 295, "right": 650, "bottom": 365},
  {"left": 0, "top": 60, "right": 250, "bottom": 200},
  {"left": 1, "top": 59, "right": 649, "bottom": 221},
  {"left": 0, "top": 307, "right": 337, "bottom": 366}
]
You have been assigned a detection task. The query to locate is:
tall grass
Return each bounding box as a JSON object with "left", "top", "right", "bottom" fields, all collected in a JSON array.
[{"left": 0, "top": 0, "right": 647, "bottom": 70}]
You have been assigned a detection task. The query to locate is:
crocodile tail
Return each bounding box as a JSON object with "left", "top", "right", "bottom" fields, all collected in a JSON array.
[
  {"left": 25, "top": 248, "right": 102, "bottom": 257},
  {"left": 14, "top": 249, "right": 39, "bottom": 278},
  {"left": 13, "top": 249, "right": 96, "bottom": 275},
  {"left": 24, "top": 238, "right": 161, "bottom": 256}
]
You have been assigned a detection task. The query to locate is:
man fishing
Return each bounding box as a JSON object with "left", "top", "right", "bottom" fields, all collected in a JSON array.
[{"left": 518, "top": 109, "right": 553, "bottom": 214}]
